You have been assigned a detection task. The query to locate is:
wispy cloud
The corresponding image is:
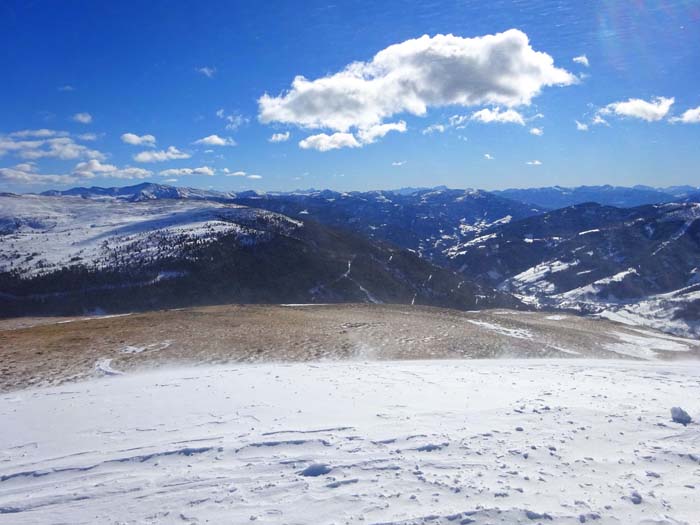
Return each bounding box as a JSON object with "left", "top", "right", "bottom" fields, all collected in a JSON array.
[
  {"left": 196, "top": 66, "right": 216, "bottom": 78},
  {"left": 72, "top": 112, "right": 93, "bottom": 124},
  {"left": 159, "top": 166, "right": 215, "bottom": 176},
  {"left": 269, "top": 131, "right": 291, "bottom": 143},
  {"left": 216, "top": 109, "right": 247, "bottom": 130},
  {"left": 573, "top": 55, "right": 589, "bottom": 67},
  {"left": 422, "top": 124, "right": 446, "bottom": 135}
]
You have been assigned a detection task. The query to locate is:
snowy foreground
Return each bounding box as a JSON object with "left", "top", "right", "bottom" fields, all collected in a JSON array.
[{"left": 2, "top": 360, "right": 699, "bottom": 524}]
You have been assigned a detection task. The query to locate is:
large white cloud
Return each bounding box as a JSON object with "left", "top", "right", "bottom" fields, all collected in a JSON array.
[
  {"left": 259, "top": 29, "right": 575, "bottom": 145},
  {"left": 121, "top": 133, "right": 156, "bottom": 146},
  {"left": 298, "top": 132, "right": 361, "bottom": 152},
  {"left": 134, "top": 146, "right": 191, "bottom": 163},
  {"left": 598, "top": 96, "right": 674, "bottom": 122},
  {"left": 670, "top": 106, "right": 700, "bottom": 124}
]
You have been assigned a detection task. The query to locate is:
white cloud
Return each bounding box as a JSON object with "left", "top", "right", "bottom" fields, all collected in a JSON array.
[
  {"left": 73, "top": 159, "right": 152, "bottom": 179},
  {"left": 247, "top": 174, "right": 263, "bottom": 180},
  {"left": 575, "top": 120, "right": 589, "bottom": 131},
  {"left": 0, "top": 159, "right": 151, "bottom": 184},
  {"left": 223, "top": 169, "right": 248, "bottom": 177},
  {"left": 298, "top": 132, "right": 361, "bottom": 152},
  {"left": 193, "top": 134, "right": 236, "bottom": 146},
  {"left": 163, "top": 178, "right": 178, "bottom": 182},
  {"left": 471, "top": 107, "right": 525, "bottom": 125},
  {"left": 197, "top": 66, "right": 216, "bottom": 78},
  {"left": 77, "top": 133, "right": 98, "bottom": 141},
  {"left": 258, "top": 29, "right": 574, "bottom": 136},
  {"left": 0, "top": 163, "right": 77, "bottom": 185},
  {"left": 0, "top": 135, "right": 104, "bottom": 161},
  {"left": 159, "top": 166, "right": 215, "bottom": 177},
  {"left": 598, "top": 96, "right": 674, "bottom": 122},
  {"left": 216, "top": 109, "right": 247, "bottom": 130},
  {"left": 121, "top": 133, "right": 156, "bottom": 146},
  {"left": 484, "top": 153, "right": 494, "bottom": 160},
  {"left": 73, "top": 159, "right": 116, "bottom": 176},
  {"left": 133, "top": 146, "right": 191, "bottom": 163},
  {"left": 529, "top": 127, "right": 543, "bottom": 136},
  {"left": 669, "top": 106, "right": 700, "bottom": 124},
  {"left": 58, "top": 85, "right": 75, "bottom": 92},
  {"left": 591, "top": 114, "right": 608, "bottom": 126},
  {"left": 422, "top": 124, "right": 446, "bottom": 135},
  {"left": 392, "top": 160, "right": 406, "bottom": 166},
  {"left": 526, "top": 159, "right": 542, "bottom": 165},
  {"left": 356, "top": 121, "right": 407, "bottom": 144},
  {"left": 448, "top": 114, "right": 470, "bottom": 128},
  {"left": 573, "top": 55, "right": 589, "bottom": 67},
  {"left": 72, "top": 112, "right": 93, "bottom": 124},
  {"left": 9, "top": 129, "right": 65, "bottom": 138},
  {"left": 269, "top": 131, "right": 291, "bottom": 143}
]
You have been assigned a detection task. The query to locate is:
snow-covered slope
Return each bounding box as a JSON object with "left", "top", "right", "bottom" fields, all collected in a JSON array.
[
  {"left": 40, "top": 182, "right": 237, "bottom": 202},
  {"left": 2, "top": 359, "right": 699, "bottom": 524},
  {"left": 449, "top": 202, "right": 700, "bottom": 337},
  {"left": 0, "top": 193, "right": 298, "bottom": 277}
]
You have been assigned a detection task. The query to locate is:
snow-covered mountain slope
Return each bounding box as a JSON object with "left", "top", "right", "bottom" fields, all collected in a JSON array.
[
  {"left": 2, "top": 359, "right": 699, "bottom": 524},
  {"left": 0, "top": 195, "right": 518, "bottom": 316},
  {"left": 40, "top": 182, "right": 237, "bottom": 202},
  {"left": 449, "top": 202, "right": 700, "bottom": 337},
  {"left": 0, "top": 193, "right": 297, "bottom": 278}
]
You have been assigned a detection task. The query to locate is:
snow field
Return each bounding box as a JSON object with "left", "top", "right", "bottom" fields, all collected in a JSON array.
[{"left": 1, "top": 359, "right": 699, "bottom": 524}]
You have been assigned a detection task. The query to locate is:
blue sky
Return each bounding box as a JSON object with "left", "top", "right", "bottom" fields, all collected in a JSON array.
[{"left": 1, "top": 0, "right": 699, "bottom": 193}]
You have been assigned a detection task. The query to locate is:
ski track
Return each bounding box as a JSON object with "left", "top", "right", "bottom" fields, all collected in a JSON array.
[{"left": 1, "top": 359, "right": 699, "bottom": 524}]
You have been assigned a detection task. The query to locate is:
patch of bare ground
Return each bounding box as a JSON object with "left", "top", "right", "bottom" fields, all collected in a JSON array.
[{"left": 1, "top": 304, "right": 699, "bottom": 392}]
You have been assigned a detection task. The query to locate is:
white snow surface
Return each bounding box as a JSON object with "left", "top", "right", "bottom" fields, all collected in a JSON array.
[
  {"left": 0, "top": 194, "right": 301, "bottom": 277},
  {"left": 2, "top": 359, "right": 699, "bottom": 524}
]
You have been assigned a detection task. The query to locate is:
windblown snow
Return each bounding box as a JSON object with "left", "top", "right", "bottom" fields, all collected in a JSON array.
[{"left": 1, "top": 360, "right": 699, "bottom": 524}]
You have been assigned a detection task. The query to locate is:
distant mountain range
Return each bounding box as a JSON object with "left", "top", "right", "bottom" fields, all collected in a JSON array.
[
  {"left": 38, "top": 182, "right": 700, "bottom": 208},
  {"left": 0, "top": 193, "right": 519, "bottom": 317},
  {"left": 492, "top": 184, "right": 700, "bottom": 209},
  {"left": 1, "top": 182, "right": 698, "bottom": 335}
]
